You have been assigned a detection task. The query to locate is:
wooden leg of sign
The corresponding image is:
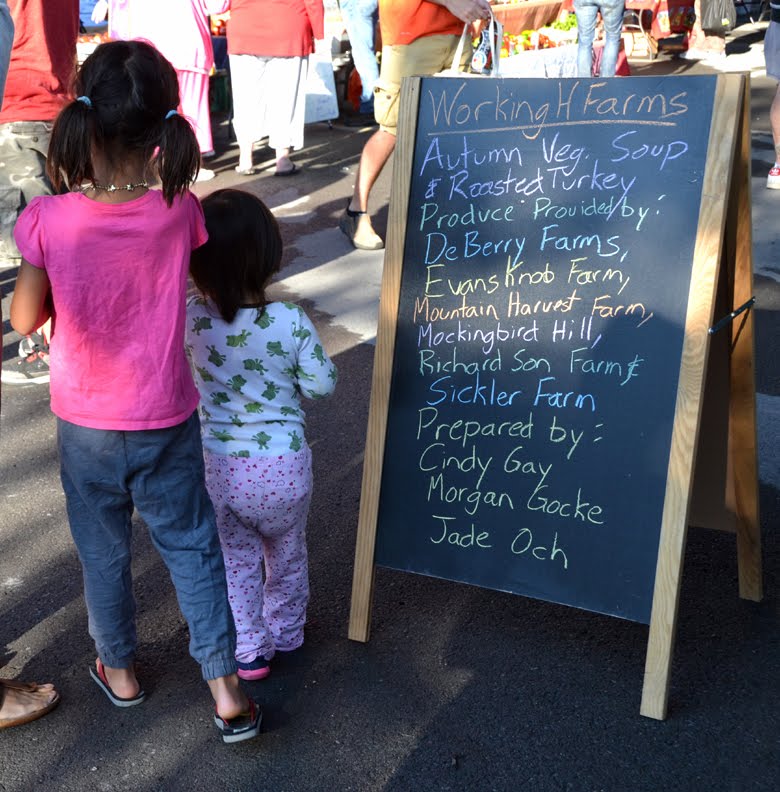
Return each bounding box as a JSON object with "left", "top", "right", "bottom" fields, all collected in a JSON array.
[
  {"left": 641, "top": 514, "right": 692, "bottom": 719},
  {"left": 348, "top": 78, "right": 422, "bottom": 642},
  {"left": 641, "top": 74, "right": 745, "bottom": 719},
  {"left": 727, "top": 76, "right": 763, "bottom": 603},
  {"left": 349, "top": 486, "right": 379, "bottom": 642}
]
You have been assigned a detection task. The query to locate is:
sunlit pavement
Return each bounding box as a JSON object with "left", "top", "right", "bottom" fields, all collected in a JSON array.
[{"left": 1, "top": 19, "right": 778, "bottom": 792}]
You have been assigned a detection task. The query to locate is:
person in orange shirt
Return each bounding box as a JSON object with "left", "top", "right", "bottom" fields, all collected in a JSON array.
[{"left": 339, "top": 0, "right": 492, "bottom": 251}]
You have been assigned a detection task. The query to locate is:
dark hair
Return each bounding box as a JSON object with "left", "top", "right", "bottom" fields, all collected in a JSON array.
[
  {"left": 47, "top": 40, "right": 200, "bottom": 206},
  {"left": 190, "top": 189, "right": 283, "bottom": 323}
]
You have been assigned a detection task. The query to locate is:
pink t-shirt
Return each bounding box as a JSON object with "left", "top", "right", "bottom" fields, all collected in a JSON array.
[{"left": 14, "top": 190, "right": 207, "bottom": 431}]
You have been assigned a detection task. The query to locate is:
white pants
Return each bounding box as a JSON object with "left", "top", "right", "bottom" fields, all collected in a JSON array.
[{"left": 229, "top": 53, "right": 308, "bottom": 152}]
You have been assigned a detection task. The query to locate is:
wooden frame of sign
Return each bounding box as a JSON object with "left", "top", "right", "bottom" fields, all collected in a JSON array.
[{"left": 348, "top": 72, "right": 761, "bottom": 720}]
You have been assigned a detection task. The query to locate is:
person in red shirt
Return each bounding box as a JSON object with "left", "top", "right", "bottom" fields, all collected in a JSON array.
[
  {"left": 339, "top": 0, "right": 492, "bottom": 250},
  {"left": 0, "top": 0, "right": 61, "bottom": 730},
  {"left": 226, "top": 0, "right": 324, "bottom": 176},
  {"left": 0, "top": 0, "right": 79, "bottom": 384}
]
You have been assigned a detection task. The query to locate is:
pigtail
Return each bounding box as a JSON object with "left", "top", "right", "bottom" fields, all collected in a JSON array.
[
  {"left": 157, "top": 112, "right": 200, "bottom": 206},
  {"left": 47, "top": 99, "right": 95, "bottom": 192}
]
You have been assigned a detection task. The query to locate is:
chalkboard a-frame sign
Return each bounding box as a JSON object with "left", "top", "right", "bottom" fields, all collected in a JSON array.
[{"left": 349, "top": 73, "right": 762, "bottom": 720}]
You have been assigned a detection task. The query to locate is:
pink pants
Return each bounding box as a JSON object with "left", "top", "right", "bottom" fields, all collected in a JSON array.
[
  {"left": 177, "top": 68, "right": 213, "bottom": 156},
  {"left": 204, "top": 447, "right": 313, "bottom": 663}
]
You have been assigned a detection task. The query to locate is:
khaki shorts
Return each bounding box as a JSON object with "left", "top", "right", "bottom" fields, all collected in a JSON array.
[
  {"left": 0, "top": 121, "right": 53, "bottom": 263},
  {"left": 374, "top": 34, "right": 471, "bottom": 134}
]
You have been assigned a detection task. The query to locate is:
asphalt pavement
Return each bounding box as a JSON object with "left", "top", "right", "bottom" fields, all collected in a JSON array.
[{"left": 1, "top": 19, "right": 778, "bottom": 792}]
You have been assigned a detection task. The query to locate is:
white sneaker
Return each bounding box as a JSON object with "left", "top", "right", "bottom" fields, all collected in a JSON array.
[
  {"left": 767, "top": 165, "right": 780, "bottom": 190},
  {"left": 702, "top": 51, "right": 727, "bottom": 66},
  {"left": 195, "top": 168, "right": 215, "bottom": 182}
]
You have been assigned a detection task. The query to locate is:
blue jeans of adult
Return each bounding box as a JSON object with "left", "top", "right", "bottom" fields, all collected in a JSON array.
[
  {"left": 574, "top": 0, "right": 626, "bottom": 78},
  {"left": 340, "top": 0, "right": 379, "bottom": 112},
  {"left": 57, "top": 412, "right": 237, "bottom": 680}
]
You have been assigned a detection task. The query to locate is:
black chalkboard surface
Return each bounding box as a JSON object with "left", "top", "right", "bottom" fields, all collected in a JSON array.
[{"left": 373, "top": 76, "right": 718, "bottom": 624}]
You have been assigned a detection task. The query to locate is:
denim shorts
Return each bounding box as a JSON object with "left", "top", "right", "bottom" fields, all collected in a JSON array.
[{"left": 766, "top": 17, "right": 780, "bottom": 81}]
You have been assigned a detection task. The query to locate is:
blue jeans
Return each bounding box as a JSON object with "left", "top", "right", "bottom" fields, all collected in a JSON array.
[
  {"left": 340, "top": 0, "right": 379, "bottom": 111},
  {"left": 574, "top": 0, "right": 625, "bottom": 78},
  {"left": 57, "top": 412, "right": 237, "bottom": 680}
]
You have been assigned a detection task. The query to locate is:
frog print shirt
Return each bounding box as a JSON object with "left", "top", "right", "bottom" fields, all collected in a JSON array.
[{"left": 186, "top": 298, "right": 337, "bottom": 456}]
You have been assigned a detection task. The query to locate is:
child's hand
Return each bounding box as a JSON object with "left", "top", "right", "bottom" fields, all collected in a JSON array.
[{"left": 439, "top": 0, "right": 492, "bottom": 25}]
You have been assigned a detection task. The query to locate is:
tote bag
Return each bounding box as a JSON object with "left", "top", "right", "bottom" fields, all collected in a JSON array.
[
  {"left": 700, "top": 0, "right": 736, "bottom": 34},
  {"left": 440, "top": 10, "right": 503, "bottom": 77}
]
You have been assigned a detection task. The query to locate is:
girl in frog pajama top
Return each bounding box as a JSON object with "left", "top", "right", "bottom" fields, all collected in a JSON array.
[{"left": 186, "top": 188, "right": 337, "bottom": 681}]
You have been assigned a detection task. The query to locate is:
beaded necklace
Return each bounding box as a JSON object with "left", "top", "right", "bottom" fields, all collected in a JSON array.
[{"left": 88, "top": 180, "right": 149, "bottom": 193}]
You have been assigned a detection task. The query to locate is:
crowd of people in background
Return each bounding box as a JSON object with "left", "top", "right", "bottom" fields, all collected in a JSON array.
[{"left": 1, "top": 0, "right": 779, "bottom": 740}]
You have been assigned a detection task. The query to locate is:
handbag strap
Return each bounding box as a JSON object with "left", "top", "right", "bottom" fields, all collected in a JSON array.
[
  {"left": 449, "top": 10, "right": 501, "bottom": 76},
  {"left": 449, "top": 22, "right": 471, "bottom": 73}
]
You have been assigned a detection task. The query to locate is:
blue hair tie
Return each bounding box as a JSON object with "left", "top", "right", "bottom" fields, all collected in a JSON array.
[
  {"left": 165, "top": 109, "right": 178, "bottom": 120},
  {"left": 76, "top": 95, "right": 92, "bottom": 109}
]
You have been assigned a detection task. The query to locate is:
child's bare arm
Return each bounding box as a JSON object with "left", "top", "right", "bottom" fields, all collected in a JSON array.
[{"left": 10, "top": 260, "right": 52, "bottom": 336}]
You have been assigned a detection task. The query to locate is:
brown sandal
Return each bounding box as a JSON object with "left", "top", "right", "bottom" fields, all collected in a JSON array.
[{"left": 0, "top": 678, "right": 60, "bottom": 729}]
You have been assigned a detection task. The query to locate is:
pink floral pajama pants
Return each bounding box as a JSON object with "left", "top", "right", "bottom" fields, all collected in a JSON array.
[{"left": 204, "top": 447, "right": 313, "bottom": 663}]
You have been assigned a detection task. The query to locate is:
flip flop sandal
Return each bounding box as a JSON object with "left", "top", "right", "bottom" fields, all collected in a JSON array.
[
  {"left": 89, "top": 659, "right": 145, "bottom": 708},
  {"left": 235, "top": 166, "right": 258, "bottom": 176},
  {"left": 0, "top": 679, "right": 61, "bottom": 729},
  {"left": 273, "top": 164, "right": 300, "bottom": 177},
  {"left": 213, "top": 698, "right": 262, "bottom": 744}
]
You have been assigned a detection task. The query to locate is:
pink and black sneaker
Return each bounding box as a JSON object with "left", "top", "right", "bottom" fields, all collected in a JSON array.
[{"left": 236, "top": 656, "right": 270, "bottom": 681}]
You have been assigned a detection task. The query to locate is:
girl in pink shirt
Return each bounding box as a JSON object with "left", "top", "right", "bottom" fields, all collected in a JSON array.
[{"left": 9, "top": 40, "right": 260, "bottom": 744}]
